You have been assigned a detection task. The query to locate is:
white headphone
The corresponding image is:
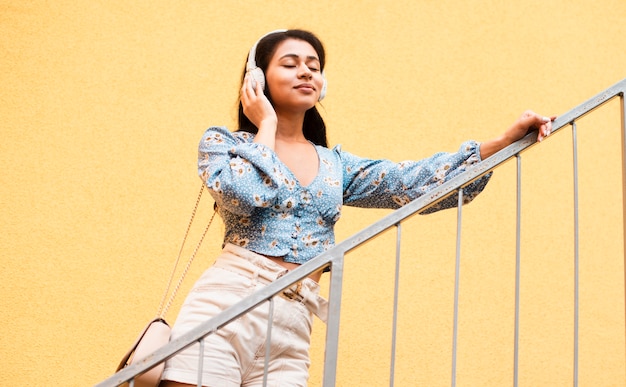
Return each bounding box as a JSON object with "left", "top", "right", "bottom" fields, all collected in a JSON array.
[{"left": 246, "top": 29, "right": 327, "bottom": 101}]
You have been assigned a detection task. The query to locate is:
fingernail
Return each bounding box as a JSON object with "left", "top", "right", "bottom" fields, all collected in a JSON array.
[{"left": 542, "top": 116, "right": 550, "bottom": 122}]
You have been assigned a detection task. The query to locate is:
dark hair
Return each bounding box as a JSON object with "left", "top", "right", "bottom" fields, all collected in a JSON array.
[{"left": 237, "top": 29, "right": 328, "bottom": 147}]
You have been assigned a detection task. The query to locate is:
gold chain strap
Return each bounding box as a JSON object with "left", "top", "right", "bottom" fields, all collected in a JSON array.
[{"left": 156, "top": 183, "right": 215, "bottom": 319}]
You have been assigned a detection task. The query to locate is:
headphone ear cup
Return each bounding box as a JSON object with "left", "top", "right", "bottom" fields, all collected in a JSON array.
[
  {"left": 248, "top": 67, "right": 265, "bottom": 91},
  {"left": 318, "top": 75, "right": 327, "bottom": 101}
]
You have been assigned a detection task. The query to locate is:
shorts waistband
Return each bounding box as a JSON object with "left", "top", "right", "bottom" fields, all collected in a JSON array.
[{"left": 213, "top": 243, "right": 328, "bottom": 323}]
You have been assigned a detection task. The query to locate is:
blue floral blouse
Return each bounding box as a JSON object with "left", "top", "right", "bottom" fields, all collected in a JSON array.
[{"left": 198, "top": 126, "right": 491, "bottom": 264}]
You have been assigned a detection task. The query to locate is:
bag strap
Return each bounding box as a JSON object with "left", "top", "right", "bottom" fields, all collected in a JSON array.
[
  {"left": 156, "top": 183, "right": 216, "bottom": 319},
  {"left": 116, "top": 317, "right": 168, "bottom": 371}
]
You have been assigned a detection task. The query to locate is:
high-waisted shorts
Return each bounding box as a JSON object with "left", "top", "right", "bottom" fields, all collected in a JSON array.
[{"left": 161, "top": 243, "right": 328, "bottom": 387}]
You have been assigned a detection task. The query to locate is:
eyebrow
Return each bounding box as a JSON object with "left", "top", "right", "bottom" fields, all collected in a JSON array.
[{"left": 279, "top": 53, "right": 320, "bottom": 62}]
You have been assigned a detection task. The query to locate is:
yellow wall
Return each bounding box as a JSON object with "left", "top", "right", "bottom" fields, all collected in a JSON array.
[{"left": 2, "top": 1, "right": 626, "bottom": 385}]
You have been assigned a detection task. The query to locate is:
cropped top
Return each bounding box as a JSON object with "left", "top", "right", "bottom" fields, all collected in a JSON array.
[{"left": 198, "top": 126, "right": 491, "bottom": 264}]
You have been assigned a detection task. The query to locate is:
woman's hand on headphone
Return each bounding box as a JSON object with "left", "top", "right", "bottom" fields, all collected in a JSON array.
[{"left": 241, "top": 74, "right": 278, "bottom": 132}]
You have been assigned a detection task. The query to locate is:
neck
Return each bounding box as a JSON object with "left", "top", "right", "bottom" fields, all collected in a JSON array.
[{"left": 275, "top": 111, "right": 307, "bottom": 142}]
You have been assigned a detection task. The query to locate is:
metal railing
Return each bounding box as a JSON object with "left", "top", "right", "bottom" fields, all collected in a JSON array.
[{"left": 95, "top": 78, "right": 626, "bottom": 387}]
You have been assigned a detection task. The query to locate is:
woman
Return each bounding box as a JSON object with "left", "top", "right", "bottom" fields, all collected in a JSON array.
[{"left": 160, "top": 29, "right": 555, "bottom": 387}]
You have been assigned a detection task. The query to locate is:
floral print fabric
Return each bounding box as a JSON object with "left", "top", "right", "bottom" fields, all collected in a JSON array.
[{"left": 198, "top": 126, "right": 491, "bottom": 264}]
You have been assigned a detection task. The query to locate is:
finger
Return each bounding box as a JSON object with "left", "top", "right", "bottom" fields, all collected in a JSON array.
[
  {"left": 243, "top": 76, "right": 259, "bottom": 103},
  {"left": 539, "top": 117, "right": 550, "bottom": 137},
  {"left": 241, "top": 76, "right": 250, "bottom": 99},
  {"left": 533, "top": 116, "right": 547, "bottom": 142},
  {"left": 539, "top": 116, "right": 555, "bottom": 139},
  {"left": 537, "top": 124, "right": 545, "bottom": 142},
  {"left": 546, "top": 120, "right": 553, "bottom": 136},
  {"left": 247, "top": 75, "right": 255, "bottom": 93},
  {"left": 540, "top": 117, "right": 551, "bottom": 137}
]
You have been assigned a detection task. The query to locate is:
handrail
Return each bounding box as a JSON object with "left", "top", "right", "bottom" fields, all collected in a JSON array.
[{"left": 95, "top": 78, "right": 626, "bottom": 387}]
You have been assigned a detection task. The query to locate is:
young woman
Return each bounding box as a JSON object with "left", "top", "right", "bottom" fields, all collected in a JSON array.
[{"left": 160, "top": 29, "right": 555, "bottom": 387}]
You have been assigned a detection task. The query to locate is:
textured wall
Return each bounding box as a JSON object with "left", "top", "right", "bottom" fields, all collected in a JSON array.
[{"left": 2, "top": 1, "right": 626, "bottom": 385}]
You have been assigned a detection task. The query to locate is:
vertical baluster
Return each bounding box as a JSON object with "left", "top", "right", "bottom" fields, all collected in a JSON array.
[
  {"left": 572, "top": 121, "right": 580, "bottom": 387},
  {"left": 389, "top": 223, "right": 402, "bottom": 387},
  {"left": 514, "top": 154, "right": 522, "bottom": 387},
  {"left": 196, "top": 338, "right": 205, "bottom": 387},
  {"left": 451, "top": 187, "right": 464, "bottom": 387},
  {"left": 324, "top": 255, "right": 344, "bottom": 386},
  {"left": 620, "top": 92, "right": 626, "bottom": 366},
  {"left": 263, "top": 298, "right": 275, "bottom": 387}
]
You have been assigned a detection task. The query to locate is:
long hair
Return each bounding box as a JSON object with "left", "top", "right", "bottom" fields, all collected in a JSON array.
[{"left": 237, "top": 29, "right": 328, "bottom": 147}]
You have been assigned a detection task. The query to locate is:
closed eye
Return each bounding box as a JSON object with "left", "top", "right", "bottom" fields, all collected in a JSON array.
[{"left": 278, "top": 53, "right": 321, "bottom": 72}]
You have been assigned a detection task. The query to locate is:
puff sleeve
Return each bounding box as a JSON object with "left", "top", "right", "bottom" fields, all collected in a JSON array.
[
  {"left": 198, "top": 127, "right": 286, "bottom": 216},
  {"left": 338, "top": 140, "right": 492, "bottom": 212}
]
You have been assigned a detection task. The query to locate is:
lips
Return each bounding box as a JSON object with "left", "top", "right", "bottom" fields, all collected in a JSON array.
[{"left": 295, "top": 83, "right": 315, "bottom": 91}]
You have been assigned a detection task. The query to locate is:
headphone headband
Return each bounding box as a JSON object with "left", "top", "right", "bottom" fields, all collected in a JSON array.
[{"left": 246, "top": 29, "right": 287, "bottom": 72}]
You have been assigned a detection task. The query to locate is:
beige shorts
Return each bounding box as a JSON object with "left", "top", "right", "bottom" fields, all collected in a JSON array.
[{"left": 162, "top": 243, "right": 326, "bottom": 386}]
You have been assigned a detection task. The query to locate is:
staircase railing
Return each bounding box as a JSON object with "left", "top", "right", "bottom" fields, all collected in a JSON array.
[{"left": 95, "top": 78, "right": 626, "bottom": 387}]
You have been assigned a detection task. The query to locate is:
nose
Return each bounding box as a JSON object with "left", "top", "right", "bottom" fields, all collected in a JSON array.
[{"left": 298, "top": 64, "right": 312, "bottom": 80}]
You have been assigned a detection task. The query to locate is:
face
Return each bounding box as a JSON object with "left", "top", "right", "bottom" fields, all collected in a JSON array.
[{"left": 264, "top": 38, "right": 324, "bottom": 113}]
